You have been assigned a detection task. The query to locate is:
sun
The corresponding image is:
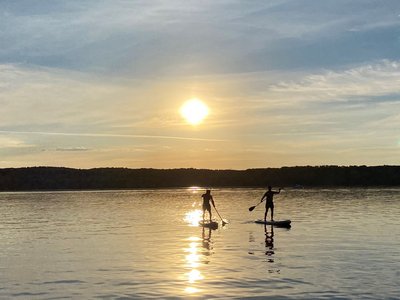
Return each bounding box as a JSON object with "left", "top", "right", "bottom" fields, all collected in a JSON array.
[{"left": 180, "top": 99, "right": 209, "bottom": 125}]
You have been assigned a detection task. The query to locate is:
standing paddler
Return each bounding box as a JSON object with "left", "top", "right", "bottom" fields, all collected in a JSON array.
[
  {"left": 260, "top": 186, "right": 281, "bottom": 222},
  {"left": 201, "top": 189, "right": 215, "bottom": 222}
]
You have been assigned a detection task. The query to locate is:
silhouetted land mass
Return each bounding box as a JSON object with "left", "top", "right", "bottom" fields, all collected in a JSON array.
[{"left": 0, "top": 166, "right": 399, "bottom": 191}]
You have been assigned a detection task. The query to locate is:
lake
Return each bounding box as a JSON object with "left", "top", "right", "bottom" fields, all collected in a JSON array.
[{"left": 0, "top": 188, "right": 399, "bottom": 299}]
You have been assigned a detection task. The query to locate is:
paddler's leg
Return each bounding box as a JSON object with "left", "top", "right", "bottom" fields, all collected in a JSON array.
[
  {"left": 264, "top": 206, "right": 269, "bottom": 222},
  {"left": 271, "top": 205, "right": 274, "bottom": 222}
]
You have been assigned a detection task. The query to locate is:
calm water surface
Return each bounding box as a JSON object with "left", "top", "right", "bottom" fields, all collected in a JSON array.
[{"left": 0, "top": 188, "right": 399, "bottom": 299}]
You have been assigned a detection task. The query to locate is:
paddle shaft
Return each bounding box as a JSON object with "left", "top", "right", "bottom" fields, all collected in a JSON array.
[
  {"left": 213, "top": 205, "right": 227, "bottom": 225},
  {"left": 249, "top": 200, "right": 263, "bottom": 211}
]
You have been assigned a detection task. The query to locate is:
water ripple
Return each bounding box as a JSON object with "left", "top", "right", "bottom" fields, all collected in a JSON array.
[{"left": 0, "top": 188, "right": 399, "bottom": 299}]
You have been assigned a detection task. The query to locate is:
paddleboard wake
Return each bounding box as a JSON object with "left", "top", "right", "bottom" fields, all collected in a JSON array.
[
  {"left": 255, "top": 219, "right": 291, "bottom": 227},
  {"left": 199, "top": 220, "right": 219, "bottom": 229}
]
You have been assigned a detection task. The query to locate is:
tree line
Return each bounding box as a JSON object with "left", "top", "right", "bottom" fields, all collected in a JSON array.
[{"left": 0, "top": 165, "right": 399, "bottom": 191}]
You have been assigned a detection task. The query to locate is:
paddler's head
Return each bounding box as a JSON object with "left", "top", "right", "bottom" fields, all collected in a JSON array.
[{"left": 206, "top": 189, "right": 211, "bottom": 194}]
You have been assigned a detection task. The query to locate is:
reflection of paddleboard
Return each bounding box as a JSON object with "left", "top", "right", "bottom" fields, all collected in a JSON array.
[
  {"left": 255, "top": 219, "right": 291, "bottom": 227},
  {"left": 199, "top": 220, "right": 219, "bottom": 229}
]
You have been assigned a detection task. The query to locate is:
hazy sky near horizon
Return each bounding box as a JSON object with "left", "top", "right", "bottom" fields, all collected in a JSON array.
[{"left": 1, "top": 0, "right": 400, "bottom": 169}]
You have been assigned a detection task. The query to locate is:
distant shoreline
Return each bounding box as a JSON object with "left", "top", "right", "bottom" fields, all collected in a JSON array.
[{"left": 0, "top": 166, "right": 399, "bottom": 191}]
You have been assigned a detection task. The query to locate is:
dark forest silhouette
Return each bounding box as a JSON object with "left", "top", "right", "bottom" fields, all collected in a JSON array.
[{"left": 0, "top": 165, "right": 399, "bottom": 191}]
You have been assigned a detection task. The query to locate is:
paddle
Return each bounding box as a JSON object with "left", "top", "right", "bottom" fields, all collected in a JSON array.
[
  {"left": 249, "top": 187, "right": 284, "bottom": 211},
  {"left": 248, "top": 200, "right": 263, "bottom": 212},
  {"left": 213, "top": 205, "right": 228, "bottom": 225}
]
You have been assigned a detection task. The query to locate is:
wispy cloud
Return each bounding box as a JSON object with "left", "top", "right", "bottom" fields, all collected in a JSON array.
[
  {"left": 55, "top": 147, "right": 90, "bottom": 152},
  {"left": 1, "top": 2, "right": 399, "bottom": 168},
  {"left": 0, "top": 130, "right": 227, "bottom": 142},
  {"left": 270, "top": 60, "right": 400, "bottom": 102},
  {"left": 2, "top": 1, "right": 399, "bottom": 76},
  {"left": 0, "top": 135, "right": 32, "bottom": 148}
]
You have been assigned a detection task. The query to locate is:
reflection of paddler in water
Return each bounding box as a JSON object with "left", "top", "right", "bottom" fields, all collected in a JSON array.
[
  {"left": 201, "top": 189, "right": 216, "bottom": 222},
  {"left": 201, "top": 227, "right": 213, "bottom": 257},
  {"left": 264, "top": 225, "right": 274, "bottom": 261}
]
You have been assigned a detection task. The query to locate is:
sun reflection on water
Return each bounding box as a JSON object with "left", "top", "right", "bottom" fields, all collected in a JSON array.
[
  {"left": 184, "top": 209, "right": 202, "bottom": 226},
  {"left": 184, "top": 286, "right": 200, "bottom": 294},
  {"left": 188, "top": 269, "right": 204, "bottom": 283},
  {"left": 183, "top": 226, "right": 215, "bottom": 295},
  {"left": 184, "top": 236, "right": 204, "bottom": 295},
  {"left": 186, "top": 241, "right": 200, "bottom": 268},
  {"left": 187, "top": 186, "right": 201, "bottom": 193},
  {"left": 182, "top": 206, "right": 216, "bottom": 296}
]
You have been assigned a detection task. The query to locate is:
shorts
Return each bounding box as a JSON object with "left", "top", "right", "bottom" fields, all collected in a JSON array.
[
  {"left": 203, "top": 203, "right": 211, "bottom": 212},
  {"left": 265, "top": 202, "right": 274, "bottom": 209}
]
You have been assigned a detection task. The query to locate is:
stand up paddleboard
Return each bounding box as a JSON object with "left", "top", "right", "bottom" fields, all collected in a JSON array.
[
  {"left": 255, "top": 219, "right": 291, "bottom": 228},
  {"left": 199, "top": 220, "right": 219, "bottom": 229}
]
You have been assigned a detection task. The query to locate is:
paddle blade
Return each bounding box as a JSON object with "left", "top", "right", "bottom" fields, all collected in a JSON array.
[{"left": 248, "top": 206, "right": 256, "bottom": 212}]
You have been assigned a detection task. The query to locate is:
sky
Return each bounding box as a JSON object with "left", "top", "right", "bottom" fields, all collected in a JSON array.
[{"left": 1, "top": 0, "right": 400, "bottom": 169}]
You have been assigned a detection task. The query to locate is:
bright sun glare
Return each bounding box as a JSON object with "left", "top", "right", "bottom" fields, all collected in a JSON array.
[
  {"left": 184, "top": 209, "right": 202, "bottom": 226},
  {"left": 180, "top": 98, "right": 209, "bottom": 125}
]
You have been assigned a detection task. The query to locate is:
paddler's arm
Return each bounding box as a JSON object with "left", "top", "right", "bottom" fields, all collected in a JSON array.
[
  {"left": 211, "top": 196, "right": 216, "bottom": 207},
  {"left": 260, "top": 192, "right": 266, "bottom": 202}
]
